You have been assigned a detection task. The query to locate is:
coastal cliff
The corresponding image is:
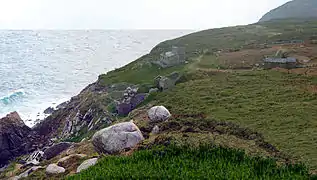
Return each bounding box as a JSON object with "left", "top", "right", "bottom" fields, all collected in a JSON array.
[
  {"left": 2, "top": 17, "right": 317, "bottom": 179},
  {"left": 0, "top": 112, "right": 47, "bottom": 167}
]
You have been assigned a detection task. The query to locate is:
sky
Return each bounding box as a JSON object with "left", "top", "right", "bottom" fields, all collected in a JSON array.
[{"left": 0, "top": 0, "right": 291, "bottom": 29}]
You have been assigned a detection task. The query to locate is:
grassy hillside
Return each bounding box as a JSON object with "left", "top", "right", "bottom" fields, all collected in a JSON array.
[
  {"left": 82, "top": 19, "right": 317, "bottom": 176},
  {"left": 6, "top": 19, "right": 317, "bottom": 179},
  {"left": 98, "top": 19, "right": 317, "bottom": 85},
  {"left": 152, "top": 70, "right": 317, "bottom": 169},
  {"left": 68, "top": 145, "right": 310, "bottom": 179},
  {"left": 259, "top": 0, "right": 317, "bottom": 22}
]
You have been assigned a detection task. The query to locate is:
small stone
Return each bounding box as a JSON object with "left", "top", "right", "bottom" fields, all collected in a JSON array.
[
  {"left": 76, "top": 158, "right": 98, "bottom": 173},
  {"left": 25, "top": 159, "right": 40, "bottom": 166},
  {"left": 50, "top": 138, "right": 58, "bottom": 142},
  {"left": 46, "top": 164, "right": 65, "bottom": 174},
  {"left": 149, "top": 88, "right": 159, "bottom": 94},
  {"left": 151, "top": 125, "right": 160, "bottom": 135}
]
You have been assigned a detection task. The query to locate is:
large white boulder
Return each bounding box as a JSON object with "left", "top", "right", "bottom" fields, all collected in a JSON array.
[
  {"left": 76, "top": 158, "right": 98, "bottom": 173},
  {"left": 45, "top": 164, "right": 65, "bottom": 174},
  {"left": 148, "top": 106, "right": 171, "bottom": 123},
  {"left": 92, "top": 121, "right": 144, "bottom": 154}
]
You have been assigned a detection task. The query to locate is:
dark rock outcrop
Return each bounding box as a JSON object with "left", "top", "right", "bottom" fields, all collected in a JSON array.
[
  {"left": 0, "top": 112, "right": 32, "bottom": 167},
  {"left": 56, "top": 101, "right": 69, "bottom": 110},
  {"left": 116, "top": 87, "right": 147, "bottom": 115},
  {"left": 32, "top": 82, "right": 111, "bottom": 140},
  {"left": 43, "top": 142, "right": 73, "bottom": 160},
  {"left": 44, "top": 107, "right": 55, "bottom": 114}
]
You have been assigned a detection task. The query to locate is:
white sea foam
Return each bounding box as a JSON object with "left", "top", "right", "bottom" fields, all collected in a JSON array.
[{"left": 0, "top": 30, "right": 192, "bottom": 127}]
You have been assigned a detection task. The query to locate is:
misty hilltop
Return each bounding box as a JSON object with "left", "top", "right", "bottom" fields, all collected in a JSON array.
[{"left": 259, "top": 0, "right": 317, "bottom": 22}]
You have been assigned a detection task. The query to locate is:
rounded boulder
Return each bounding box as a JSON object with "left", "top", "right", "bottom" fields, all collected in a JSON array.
[
  {"left": 148, "top": 106, "right": 171, "bottom": 123},
  {"left": 92, "top": 122, "right": 144, "bottom": 154},
  {"left": 46, "top": 164, "right": 65, "bottom": 174}
]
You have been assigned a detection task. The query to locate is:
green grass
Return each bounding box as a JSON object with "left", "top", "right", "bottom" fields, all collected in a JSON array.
[
  {"left": 151, "top": 19, "right": 317, "bottom": 58},
  {"left": 95, "top": 19, "right": 317, "bottom": 88},
  {"left": 97, "top": 19, "right": 317, "bottom": 87},
  {"left": 28, "top": 19, "right": 317, "bottom": 179},
  {"left": 151, "top": 70, "right": 317, "bottom": 169},
  {"left": 98, "top": 61, "right": 186, "bottom": 85},
  {"left": 67, "top": 145, "right": 312, "bottom": 180},
  {"left": 0, "top": 162, "right": 16, "bottom": 179}
]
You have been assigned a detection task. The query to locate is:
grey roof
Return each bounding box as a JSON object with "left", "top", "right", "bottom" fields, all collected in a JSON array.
[
  {"left": 271, "top": 40, "right": 304, "bottom": 44},
  {"left": 160, "top": 51, "right": 175, "bottom": 58},
  {"left": 263, "top": 57, "right": 297, "bottom": 63}
]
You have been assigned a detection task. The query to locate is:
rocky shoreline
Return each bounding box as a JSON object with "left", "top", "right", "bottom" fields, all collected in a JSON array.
[
  {"left": 2, "top": 14, "right": 315, "bottom": 178},
  {"left": 0, "top": 112, "right": 49, "bottom": 168},
  {"left": 0, "top": 99, "right": 73, "bottom": 168},
  {"left": 0, "top": 68, "right": 180, "bottom": 177},
  {"left": 0, "top": 102, "right": 172, "bottom": 179}
]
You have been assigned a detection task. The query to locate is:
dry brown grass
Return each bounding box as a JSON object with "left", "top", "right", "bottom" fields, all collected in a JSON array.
[
  {"left": 218, "top": 44, "right": 317, "bottom": 66},
  {"left": 217, "top": 48, "right": 277, "bottom": 68}
]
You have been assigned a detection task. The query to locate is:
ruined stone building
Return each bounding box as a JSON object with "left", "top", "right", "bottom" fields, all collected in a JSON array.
[{"left": 154, "top": 46, "right": 186, "bottom": 68}]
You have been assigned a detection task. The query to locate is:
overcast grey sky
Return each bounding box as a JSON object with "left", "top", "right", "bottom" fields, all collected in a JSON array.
[{"left": 0, "top": 0, "right": 290, "bottom": 29}]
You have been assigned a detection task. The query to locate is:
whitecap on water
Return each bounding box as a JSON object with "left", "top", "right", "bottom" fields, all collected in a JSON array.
[
  {"left": 0, "top": 89, "right": 25, "bottom": 105},
  {"left": 0, "top": 30, "right": 193, "bottom": 127}
]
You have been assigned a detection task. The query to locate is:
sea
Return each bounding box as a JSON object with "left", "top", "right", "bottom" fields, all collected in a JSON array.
[{"left": 0, "top": 30, "right": 192, "bottom": 127}]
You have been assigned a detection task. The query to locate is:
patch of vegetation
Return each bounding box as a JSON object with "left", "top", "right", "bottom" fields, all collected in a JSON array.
[
  {"left": 24, "top": 170, "right": 66, "bottom": 180},
  {"left": 65, "top": 126, "right": 91, "bottom": 143},
  {"left": 137, "top": 83, "right": 154, "bottom": 93},
  {"left": 150, "top": 70, "right": 317, "bottom": 169},
  {"left": 98, "top": 62, "right": 186, "bottom": 86},
  {"left": 67, "top": 145, "right": 312, "bottom": 180},
  {"left": 0, "top": 162, "right": 16, "bottom": 179},
  {"left": 106, "top": 102, "right": 117, "bottom": 114},
  {"left": 30, "top": 18, "right": 317, "bottom": 179},
  {"left": 96, "top": 19, "right": 317, "bottom": 87}
]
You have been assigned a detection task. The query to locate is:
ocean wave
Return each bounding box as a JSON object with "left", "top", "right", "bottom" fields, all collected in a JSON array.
[
  {"left": 0, "top": 89, "right": 25, "bottom": 105},
  {"left": 0, "top": 30, "right": 191, "bottom": 127}
]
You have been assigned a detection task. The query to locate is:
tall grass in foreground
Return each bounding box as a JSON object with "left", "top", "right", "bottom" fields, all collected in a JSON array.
[{"left": 67, "top": 145, "right": 312, "bottom": 180}]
